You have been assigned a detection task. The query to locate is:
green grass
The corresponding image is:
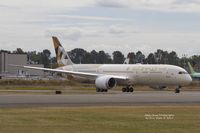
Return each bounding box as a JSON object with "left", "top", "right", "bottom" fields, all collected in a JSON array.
[{"left": 0, "top": 106, "right": 199, "bottom": 133}]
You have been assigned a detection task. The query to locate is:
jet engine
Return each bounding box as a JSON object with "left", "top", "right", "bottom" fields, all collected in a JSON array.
[{"left": 95, "top": 76, "right": 116, "bottom": 90}]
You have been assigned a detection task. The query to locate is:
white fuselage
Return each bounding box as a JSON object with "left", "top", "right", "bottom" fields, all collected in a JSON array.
[{"left": 59, "top": 64, "right": 192, "bottom": 86}]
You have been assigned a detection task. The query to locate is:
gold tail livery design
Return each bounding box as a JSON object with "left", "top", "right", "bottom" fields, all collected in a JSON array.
[{"left": 52, "top": 37, "right": 73, "bottom": 66}]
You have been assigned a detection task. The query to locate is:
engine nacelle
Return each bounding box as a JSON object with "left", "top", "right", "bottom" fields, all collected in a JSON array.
[{"left": 95, "top": 76, "right": 116, "bottom": 90}]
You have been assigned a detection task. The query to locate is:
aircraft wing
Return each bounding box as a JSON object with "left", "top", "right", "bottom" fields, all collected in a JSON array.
[{"left": 12, "top": 65, "right": 128, "bottom": 80}]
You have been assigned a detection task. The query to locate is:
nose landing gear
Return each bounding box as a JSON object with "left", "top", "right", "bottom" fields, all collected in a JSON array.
[{"left": 175, "top": 86, "right": 181, "bottom": 93}]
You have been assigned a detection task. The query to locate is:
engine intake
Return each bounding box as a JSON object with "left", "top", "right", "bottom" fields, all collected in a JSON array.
[{"left": 95, "top": 76, "right": 116, "bottom": 90}]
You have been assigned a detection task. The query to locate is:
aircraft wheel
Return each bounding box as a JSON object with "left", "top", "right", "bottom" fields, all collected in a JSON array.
[
  {"left": 122, "top": 88, "right": 126, "bottom": 92},
  {"left": 175, "top": 88, "right": 180, "bottom": 93},
  {"left": 96, "top": 88, "right": 101, "bottom": 92},
  {"left": 175, "top": 86, "right": 181, "bottom": 93},
  {"left": 104, "top": 89, "right": 108, "bottom": 92},
  {"left": 129, "top": 87, "right": 134, "bottom": 92}
]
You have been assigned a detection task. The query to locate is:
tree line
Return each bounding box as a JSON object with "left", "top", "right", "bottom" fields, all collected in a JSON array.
[{"left": 1, "top": 48, "right": 200, "bottom": 71}]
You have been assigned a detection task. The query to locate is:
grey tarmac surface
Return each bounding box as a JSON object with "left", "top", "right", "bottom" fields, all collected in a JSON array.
[{"left": 0, "top": 91, "right": 200, "bottom": 107}]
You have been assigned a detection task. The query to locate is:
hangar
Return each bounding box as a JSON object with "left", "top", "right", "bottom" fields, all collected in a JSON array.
[{"left": 0, "top": 52, "right": 44, "bottom": 78}]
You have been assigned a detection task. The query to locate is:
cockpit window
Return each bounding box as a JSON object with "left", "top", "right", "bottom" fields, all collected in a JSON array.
[{"left": 178, "top": 71, "right": 188, "bottom": 74}]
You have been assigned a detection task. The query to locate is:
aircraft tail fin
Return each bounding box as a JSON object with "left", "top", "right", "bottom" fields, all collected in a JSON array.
[
  {"left": 188, "top": 62, "right": 195, "bottom": 74},
  {"left": 52, "top": 36, "right": 73, "bottom": 66}
]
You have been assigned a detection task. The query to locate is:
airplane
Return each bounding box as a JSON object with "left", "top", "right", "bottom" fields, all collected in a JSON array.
[
  {"left": 188, "top": 62, "right": 200, "bottom": 80},
  {"left": 15, "top": 37, "right": 192, "bottom": 93}
]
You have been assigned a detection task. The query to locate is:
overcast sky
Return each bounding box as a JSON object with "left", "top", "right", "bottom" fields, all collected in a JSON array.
[{"left": 0, "top": 0, "right": 200, "bottom": 57}]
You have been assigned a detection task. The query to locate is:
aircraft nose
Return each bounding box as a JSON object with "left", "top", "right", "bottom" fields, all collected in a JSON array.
[{"left": 186, "top": 75, "right": 192, "bottom": 84}]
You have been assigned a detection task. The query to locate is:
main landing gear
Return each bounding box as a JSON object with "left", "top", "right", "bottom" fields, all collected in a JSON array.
[
  {"left": 122, "top": 85, "right": 134, "bottom": 93},
  {"left": 96, "top": 88, "right": 108, "bottom": 92},
  {"left": 175, "top": 86, "right": 181, "bottom": 93}
]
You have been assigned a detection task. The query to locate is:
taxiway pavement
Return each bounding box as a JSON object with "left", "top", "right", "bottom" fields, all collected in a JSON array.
[{"left": 0, "top": 91, "right": 200, "bottom": 107}]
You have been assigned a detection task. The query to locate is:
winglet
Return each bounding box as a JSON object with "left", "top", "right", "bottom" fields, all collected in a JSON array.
[{"left": 123, "top": 58, "right": 130, "bottom": 64}]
